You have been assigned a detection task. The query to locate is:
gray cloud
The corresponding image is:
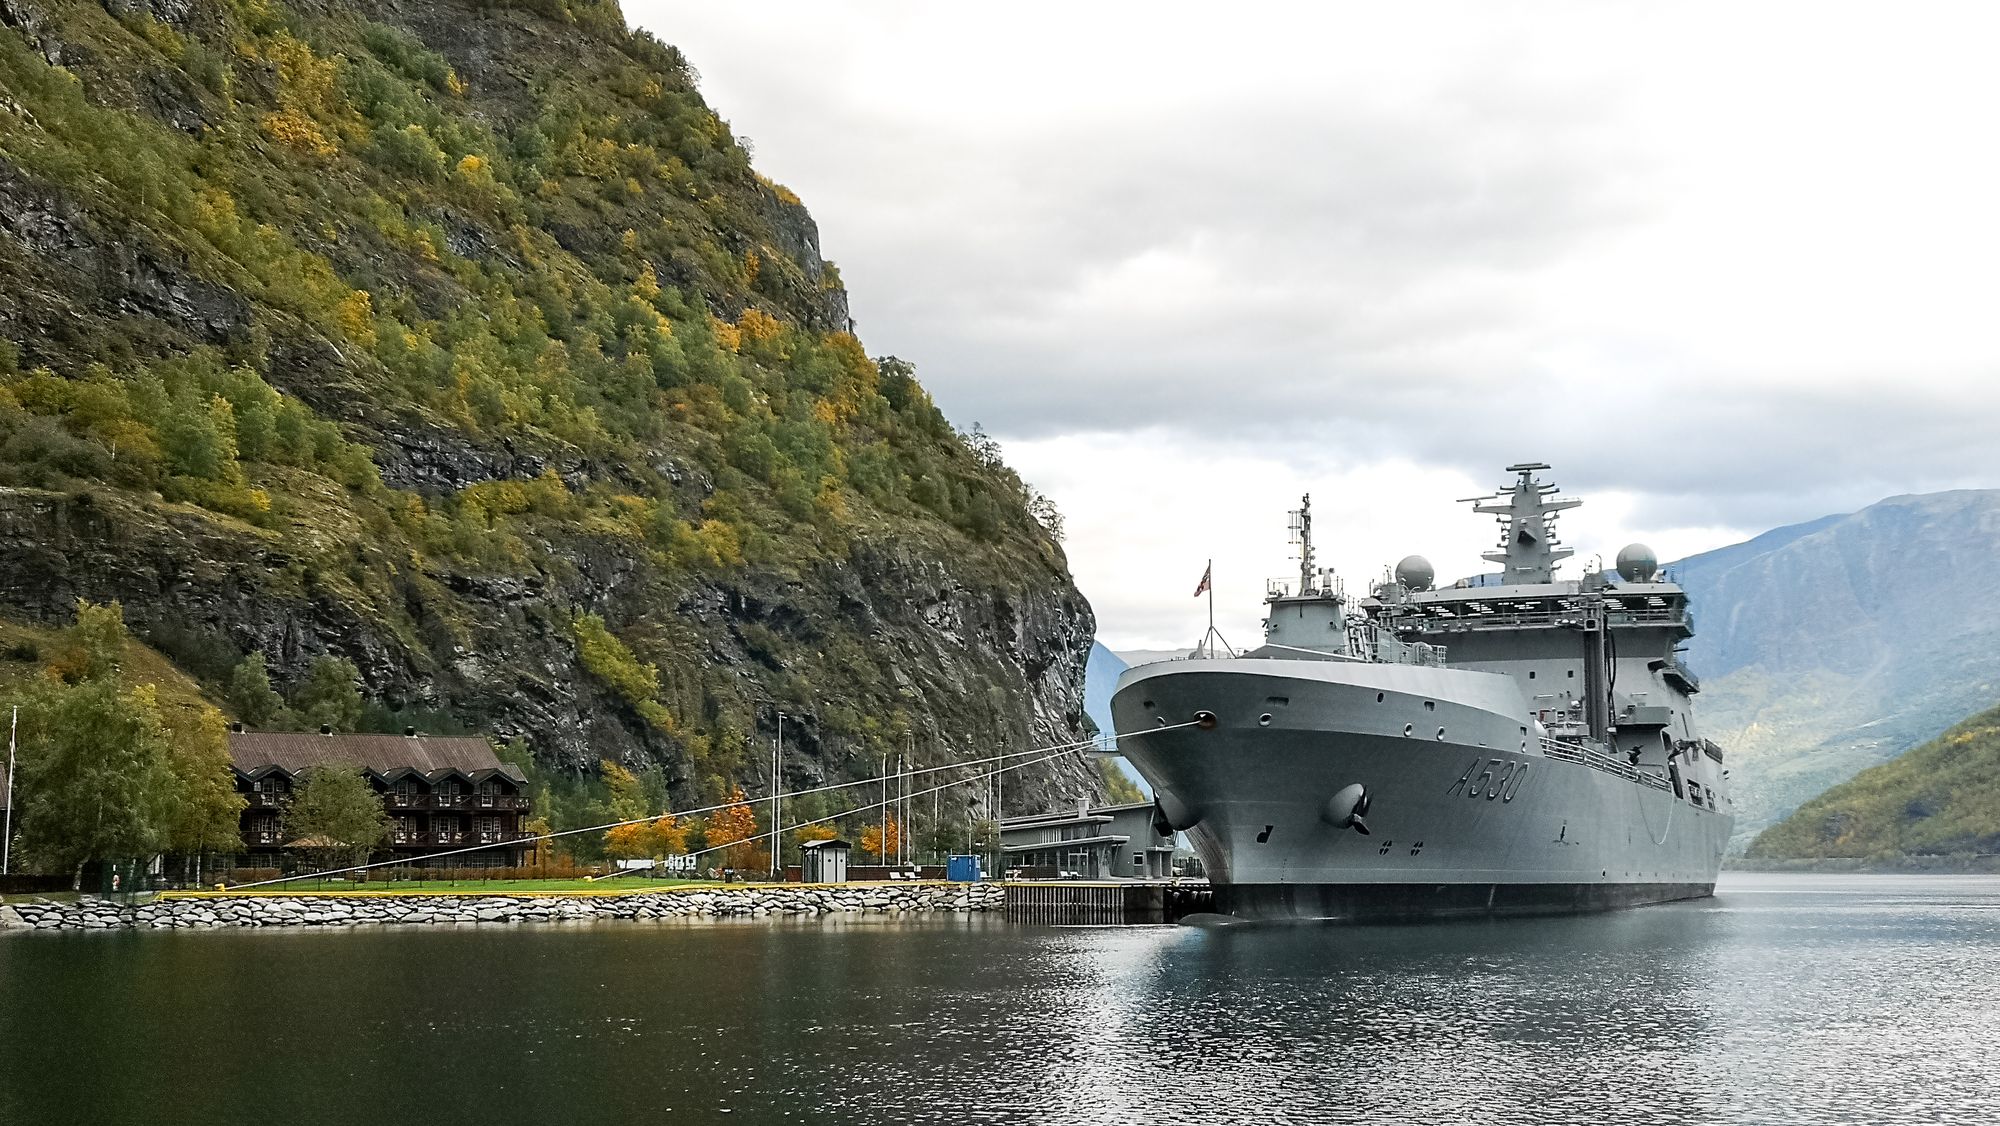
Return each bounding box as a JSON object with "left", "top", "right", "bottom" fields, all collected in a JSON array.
[{"left": 639, "top": 2, "right": 2000, "bottom": 589}]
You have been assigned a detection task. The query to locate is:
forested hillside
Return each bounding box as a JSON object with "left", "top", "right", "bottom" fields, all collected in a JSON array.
[
  {"left": 0, "top": 0, "right": 1097, "bottom": 827},
  {"left": 1745, "top": 702, "right": 2000, "bottom": 864}
]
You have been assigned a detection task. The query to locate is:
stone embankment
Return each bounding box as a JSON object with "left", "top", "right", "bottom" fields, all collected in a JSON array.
[{"left": 0, "top": 882, "right": 1004, "bottom": 932}]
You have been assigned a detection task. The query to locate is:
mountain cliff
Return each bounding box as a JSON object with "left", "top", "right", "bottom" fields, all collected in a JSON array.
[
  {"left": 1674, "top": 490, "right": 2000, "bottom": 848},
  {"left": 0, "top": 0, "right": 1097, "bottom": 814}
]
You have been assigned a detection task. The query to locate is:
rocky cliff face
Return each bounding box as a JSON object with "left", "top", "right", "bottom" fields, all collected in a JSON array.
[
  {"left": 0, "top": 0, "right": 1099, "bottom": 815},
  {"left": 1675, "top": 490, "right": 2000, "bottom": 848}
]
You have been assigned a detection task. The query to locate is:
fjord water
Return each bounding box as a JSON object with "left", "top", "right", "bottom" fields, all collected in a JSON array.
[{"left": 5, "top": 875, "right": 1997, "bottom": 1125}]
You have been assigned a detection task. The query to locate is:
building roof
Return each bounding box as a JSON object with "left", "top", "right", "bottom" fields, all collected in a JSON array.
[
  {"left": 999, "top": 810, "right": 1114, "bottom": 830},
  {"left": 1002, "top": 834, "right": 1130, "bottom": 853},
  {"left": 801, "top": 838, "right": 851, "bottom": 850},
  {"left": 227, "top": 732, "right": 526, "bottom": 783},
  {"left": 1000, "top": 800, "right": 1156, "bottom": 830}
]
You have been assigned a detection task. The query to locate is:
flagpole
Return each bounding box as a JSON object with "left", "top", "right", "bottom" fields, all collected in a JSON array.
[{"left": 1206, "top": 557, "right": 1214, "bottom": 653}]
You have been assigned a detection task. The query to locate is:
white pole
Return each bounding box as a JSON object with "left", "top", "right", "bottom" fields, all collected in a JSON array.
[
  {"left": 880, "top": 753, "right": 889, "bottom": 866},
  {"left": 770, "top": 713, "right": 783, "bottom": 879},
  {"left": 3, "top": 705, "right": 15, "bottom": 876}
]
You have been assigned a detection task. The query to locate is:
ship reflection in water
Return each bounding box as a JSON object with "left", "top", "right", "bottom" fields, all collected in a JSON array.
[{"left": 3, "top": 874, "right": 1997, "bottom": 1125}]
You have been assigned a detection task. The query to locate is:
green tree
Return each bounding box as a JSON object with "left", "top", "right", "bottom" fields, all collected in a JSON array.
[
  {"left": 226, "top": 652, "right": 287, "bottom": 727},
  {"left": 293, "top": 655, "right": 363, "bottom": 730},
  {"left": 1097, "top": 759, "right": 1146, "bottom": 805},
  {"left": 160, "top": 702, "right": 248, "bottom": 879},
  {"left": 53, "top": 598, "right": 127, "bottom": 684},
  {"left": 285, "top": 764, "right": 389, "bottom": 871},
  {"left": 15, "top": 678, "right": 176, "bottom": 888},
  {"left": 601, "top": 758, "right": 648, "bottom": 822}
]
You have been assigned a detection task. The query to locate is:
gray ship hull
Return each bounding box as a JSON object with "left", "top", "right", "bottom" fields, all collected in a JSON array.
[{"left": 1112, "top": 659, "right": 1732, "bottom": 922}]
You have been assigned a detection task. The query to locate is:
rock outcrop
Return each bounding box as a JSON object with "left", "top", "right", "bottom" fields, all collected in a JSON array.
[{"left": 0, "top": 0, "right": 1099, "bottom": 815}]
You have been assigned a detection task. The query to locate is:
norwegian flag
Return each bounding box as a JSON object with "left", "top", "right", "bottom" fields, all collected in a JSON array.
[{"left": 1192, "top": 563, "right": 1212, "bottom": 598}]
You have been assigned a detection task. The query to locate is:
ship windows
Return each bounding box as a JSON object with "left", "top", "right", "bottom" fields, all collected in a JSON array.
[
  {"left": 1256, "top": 825, "right": 1274, "bottom": 843},
  {"left": 1266, "top": 696, "right": 1290, "bottom": 706},
  {"left": 1403, "top": 724, "right": 1414, "bottom": 737},
  {"left": 1568, "top": 670, "right": 1576, "bottom": 678},
  {"left": 1258, "top": 713, "right": 1273, "bottom": 727},
  {"left": 1376, "top": 692, "right": 1385, "bottom": 703},
  {"left": 1528, "top": 670, "right": 1536, "bottom": 679},
  {"left": 1436, "top": 727, "right": 1447, "bottom": 740},
  {"left": 1424, "top": 700, "right": 1436, "bottom": 711}
]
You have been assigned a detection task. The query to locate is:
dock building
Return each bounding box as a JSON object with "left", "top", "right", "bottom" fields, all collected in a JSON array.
[{"left": 998, "top": 801, "right": 1177, "bottom": 879}]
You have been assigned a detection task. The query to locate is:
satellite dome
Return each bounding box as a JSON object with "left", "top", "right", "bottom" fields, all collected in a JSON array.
[
  {"left": 1615, "top": 543, "right": 1659, "bottom": 583},
  {"left": 1395, "top": 555, "right": 1435, "bottom": 592}
]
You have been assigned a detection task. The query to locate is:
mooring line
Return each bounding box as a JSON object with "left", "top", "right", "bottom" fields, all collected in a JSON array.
[{"left": 225, "top": 720, "right": 1200, "bottom": 890}]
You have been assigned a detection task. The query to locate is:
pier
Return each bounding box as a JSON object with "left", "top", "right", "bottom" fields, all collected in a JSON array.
[{"left": 1002, "top": 881, "right": 1213, "bottom": 924}]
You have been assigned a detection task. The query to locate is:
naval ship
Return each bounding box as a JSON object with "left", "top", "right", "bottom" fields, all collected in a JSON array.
[{"left": 1112, "top": 464, "right": 1732, "bottom": 921}]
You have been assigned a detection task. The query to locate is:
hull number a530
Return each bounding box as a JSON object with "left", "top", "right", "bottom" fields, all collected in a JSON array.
[{"left": 1447, "top": 757, "right": 1529, "bottom": 801}]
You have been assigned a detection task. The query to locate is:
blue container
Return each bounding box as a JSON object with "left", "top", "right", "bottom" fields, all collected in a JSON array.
[{"left": 946, "top": 855, "right": 981, "bottom": 883}]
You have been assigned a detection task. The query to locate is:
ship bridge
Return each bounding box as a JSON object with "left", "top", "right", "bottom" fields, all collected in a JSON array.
[{"left": 1357, "top": 464, "right": 1703, "bottom": 745}]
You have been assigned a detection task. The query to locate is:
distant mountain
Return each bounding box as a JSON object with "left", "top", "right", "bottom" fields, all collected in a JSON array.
[
  {"left": 1083, "top": 642, "right": 1126, "bottom": 737},
  {"left": 1084, "top": 642, "right": 1151, "bottom": 797},
  {"left": 1744, "top": 701, "right": 2000, "bottom": 863},
  {"left": 1113, "top": 649, "right": 1193, "bottom": 667},
  {"left": 1675, "top": 490, "right": 2000, "bottom": 849}
]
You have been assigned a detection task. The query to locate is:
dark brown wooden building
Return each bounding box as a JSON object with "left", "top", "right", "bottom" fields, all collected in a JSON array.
[{"left": 229, "top": 731, "right": 534, "bottom": 868}]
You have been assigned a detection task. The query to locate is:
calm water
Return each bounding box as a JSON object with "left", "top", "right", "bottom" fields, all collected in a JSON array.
[{"left": 5, "top": 874, "right": 1999, "bottom": 1125}]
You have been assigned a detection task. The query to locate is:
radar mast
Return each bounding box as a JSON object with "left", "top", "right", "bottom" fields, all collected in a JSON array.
[{"left": 1461, "top": 463, "right": 1580, "bottom": 584}]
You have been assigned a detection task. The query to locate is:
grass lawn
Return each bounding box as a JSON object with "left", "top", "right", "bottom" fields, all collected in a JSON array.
[{"left": 167, "top": 876, "right": 744, "bottom": 898}]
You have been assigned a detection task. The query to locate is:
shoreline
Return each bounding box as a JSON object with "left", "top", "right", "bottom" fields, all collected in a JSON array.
[{"left": 0, "top": 881, "right": 1004, "bottom": 932}]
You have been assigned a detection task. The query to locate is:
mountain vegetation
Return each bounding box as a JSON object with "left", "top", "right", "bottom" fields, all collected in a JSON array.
[
  {"left": 6, "top": 600, "right": 242, "bottom": 884},
  {"left": 1745, "top": 702, "right": 2000, "bottom": 864},
  {"left": 1673, "top": 490, "right": 2000, "bottom": 849},
  {"left": 0, "top": 0, "right": 1097, "bottom": 845}
]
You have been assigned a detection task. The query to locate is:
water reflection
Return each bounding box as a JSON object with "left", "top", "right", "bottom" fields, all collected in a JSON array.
[{"left": 4, "top": 875, "right": 1999, "bottom": 1125}]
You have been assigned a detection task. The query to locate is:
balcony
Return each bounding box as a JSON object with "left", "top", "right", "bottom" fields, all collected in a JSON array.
[
  {"left": 242, "top": 791, "right": 291, "bottom": 809},
  {"left": 385, "top": 829, "right": 534, "bottom": 848},
  {"left": 383, "top": 793, "right": 526, "bottom": 811}
]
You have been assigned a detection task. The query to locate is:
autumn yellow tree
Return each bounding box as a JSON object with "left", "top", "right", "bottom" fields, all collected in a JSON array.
[
  {"left": 703, "top": 787, "right": 766, "bottom": 873},
  {"left": 859, "top": 817, "right": 901, "bottom": 862},
  {"left": 647, "top": 814, "right": 688, "bottom": 856},
  {"left": 603, "top": 820, "right": 653, "bottom": 861}
]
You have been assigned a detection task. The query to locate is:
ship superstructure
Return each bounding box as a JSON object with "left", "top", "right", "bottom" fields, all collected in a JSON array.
[{"left": 1112, "top": 464, "right": 1732, "bottom": 921}]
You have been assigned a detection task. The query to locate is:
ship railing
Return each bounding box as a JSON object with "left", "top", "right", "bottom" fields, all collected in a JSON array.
[
  {"left": 1538, "top": 737, "right": 1674, "bottom": 792},
  {"left": 1347, "top": 626, "right": 1448, "bottom": 668},
  {"left": 1396, "top": 606, "right": 1684, "bottom": 631}
]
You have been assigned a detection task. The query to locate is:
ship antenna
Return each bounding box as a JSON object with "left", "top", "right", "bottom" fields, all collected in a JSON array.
[{"left": 1289, "top": 494, "right": 1314, "bottom": 595}]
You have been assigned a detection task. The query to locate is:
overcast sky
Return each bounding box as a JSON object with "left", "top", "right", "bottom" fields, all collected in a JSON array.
[{"left": 632, "top": 2, "right": 2000, "bottom": 649}]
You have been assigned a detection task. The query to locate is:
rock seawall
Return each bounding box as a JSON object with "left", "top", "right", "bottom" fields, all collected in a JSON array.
[{"left": 0, "top": 883, "right": 1004, "bottom": 931}]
